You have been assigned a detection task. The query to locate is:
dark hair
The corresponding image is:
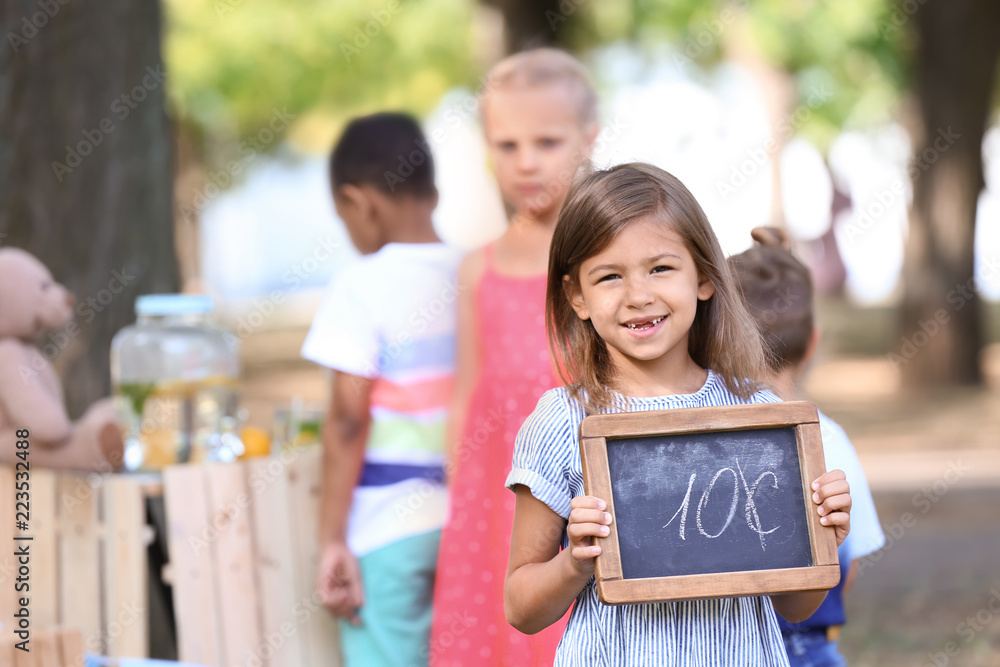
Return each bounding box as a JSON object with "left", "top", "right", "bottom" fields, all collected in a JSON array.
[
  {"left": 547, "top": 162, "right": 768, "bottom": 412},
  {"left": 330, "top": 112, "right": 436, "bottom": 198},
  {"left": 729, "top": 227, "right": 814, "bottom": 372}
]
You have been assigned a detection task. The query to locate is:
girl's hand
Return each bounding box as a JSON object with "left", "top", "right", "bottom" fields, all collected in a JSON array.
[
  {"left": 567, "top": 495, "right": 613, "bottom": 575},
  {"left": 811, "top": 469, "right": 851, "bottom": 547}
]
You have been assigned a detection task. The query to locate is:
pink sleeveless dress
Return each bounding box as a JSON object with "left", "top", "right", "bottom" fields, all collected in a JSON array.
[{"left": 430, "top": 245, "right": 568, "bottom": 666}]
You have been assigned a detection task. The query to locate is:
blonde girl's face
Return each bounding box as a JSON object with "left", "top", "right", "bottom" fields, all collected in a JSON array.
[
  {"left": 482, "top": 84, "right": 597, "bottom": 222},
  {"left": 565, "top": 216, "right": 715, "bottom": 389}
]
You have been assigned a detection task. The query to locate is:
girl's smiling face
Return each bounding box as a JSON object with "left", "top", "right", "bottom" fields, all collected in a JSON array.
[{"left": 565, "top": 215, "right": 715, "bottom": 392}]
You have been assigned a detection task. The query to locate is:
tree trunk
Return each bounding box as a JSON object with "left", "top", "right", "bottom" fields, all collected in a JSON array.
[
  {"left": 897, "top": 0, "right": 1000, "bottom": 387},
  {"left": 482, "top": 0, "right": 566, "bottom": 53},
  {"left": 0, "top": 0, "right": 179, "bottom": 417}
]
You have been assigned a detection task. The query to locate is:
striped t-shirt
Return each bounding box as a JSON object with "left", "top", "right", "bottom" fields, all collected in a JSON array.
[
  {"left": 303, "top": 242, "right": 461, "bottom": 556},
  {"left": 506, "top": 371, "right": 792, "bottom": 666}
]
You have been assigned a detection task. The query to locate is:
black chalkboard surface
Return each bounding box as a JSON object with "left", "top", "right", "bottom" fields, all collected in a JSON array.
[
  {"left": 608, "top": 427, "right": 810, "bottom": 580},
  {"left": 579, "top": 401, "right": 840, "bottom": 605}
]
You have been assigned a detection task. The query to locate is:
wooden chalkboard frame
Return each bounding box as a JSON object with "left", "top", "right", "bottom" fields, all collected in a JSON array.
[{"left": 579, "top": 400, "right": 840, "bottom": 605}]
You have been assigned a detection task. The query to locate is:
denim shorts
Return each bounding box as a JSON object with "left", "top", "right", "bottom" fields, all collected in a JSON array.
[{"left": 782, "top": 629, "right": 847, "bottom": 667}]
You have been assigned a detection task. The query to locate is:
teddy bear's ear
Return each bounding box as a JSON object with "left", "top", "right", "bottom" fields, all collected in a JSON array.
[{"left": 0, "top": 248, "right": 70, "bottom": 339}]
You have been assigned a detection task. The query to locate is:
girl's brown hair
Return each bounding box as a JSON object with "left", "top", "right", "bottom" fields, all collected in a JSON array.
[
  {"left": 729, "top": 227, "right": 814, "bottom": 372},
  {"left": 547, "top": 162, "right": 769, "bottom": 412}
]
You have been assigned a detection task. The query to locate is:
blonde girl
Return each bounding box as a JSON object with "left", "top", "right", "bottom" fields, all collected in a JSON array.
[{"left": 430, "top": 49, "right": 599, "bottom": 667}]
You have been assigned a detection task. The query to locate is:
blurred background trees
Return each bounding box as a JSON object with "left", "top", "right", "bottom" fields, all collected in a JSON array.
[
  {"left": 900, "top": 0, "right": 1000, "bottom": 386},
  {"left": 0, "top": 0, "right": 178, "bottom": 416},
  {"left": 1, "top": 0, "right": 998, "bottom": 411}
]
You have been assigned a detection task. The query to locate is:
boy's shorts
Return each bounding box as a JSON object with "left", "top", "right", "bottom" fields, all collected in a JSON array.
[{"left": 339, "top": 529, "right": 441, "bottom": 667}]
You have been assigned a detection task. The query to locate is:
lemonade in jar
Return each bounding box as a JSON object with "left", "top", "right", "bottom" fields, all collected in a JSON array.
[{"left": 111, "top": 295, "right": 243, "bottom": 471}]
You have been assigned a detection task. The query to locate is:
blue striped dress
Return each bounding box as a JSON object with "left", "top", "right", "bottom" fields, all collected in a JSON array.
[{"left": 505, "top": 370, "right": 792, "bottom": 666}]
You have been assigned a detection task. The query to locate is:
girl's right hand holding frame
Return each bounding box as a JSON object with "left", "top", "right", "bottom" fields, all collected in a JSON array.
[
  {"left": 506, "top": 487, "right": 611, "bottom": 633},
  {"left": 567, "top": 495, "right": 614, "bottom": 575}
]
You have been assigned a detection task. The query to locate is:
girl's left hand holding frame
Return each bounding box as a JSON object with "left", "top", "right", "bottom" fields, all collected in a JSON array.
[{"left": 810, "top": 469, "right": 851, "bottom": 546}]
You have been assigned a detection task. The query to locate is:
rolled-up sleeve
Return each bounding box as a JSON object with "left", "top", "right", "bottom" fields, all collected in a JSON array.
[{"left": 505, "top": 390, "right": 576, "bottom": 519}]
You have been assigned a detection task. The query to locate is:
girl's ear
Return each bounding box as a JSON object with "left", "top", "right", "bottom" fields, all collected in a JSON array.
[
  {"left": 562, "top": 274, "right": 590, "bottom": 320},
  {"left": 697, "top": 277, "right": 715, "bottom": 301}
]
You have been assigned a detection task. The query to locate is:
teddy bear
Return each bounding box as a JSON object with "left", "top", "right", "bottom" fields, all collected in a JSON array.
[{"left": 0, "top": 247, "right": 124, "bottom": 471}]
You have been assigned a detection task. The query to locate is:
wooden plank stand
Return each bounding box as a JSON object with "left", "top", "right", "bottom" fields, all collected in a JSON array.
[
  {"left": 0, "top": 466, "right": 155, "bottom": 659},
  {"left": 1, "top": 447, "right": 343, "bottom": 667},
  {"left": 163, "top": 448, "right": 341, "bottom": 667}
]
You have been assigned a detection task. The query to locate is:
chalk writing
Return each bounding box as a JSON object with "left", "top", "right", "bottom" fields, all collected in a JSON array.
[{"left": 663, "top": 456, "right": 781, "bottom": 551}]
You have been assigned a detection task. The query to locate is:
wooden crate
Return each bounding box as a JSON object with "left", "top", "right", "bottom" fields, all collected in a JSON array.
[
  {"left": 163, "top": 448, "right": 342, "bottom": 667},
  {"left": 0, "top": 466, "right": 153, "bottom": 659},
  {"left": 0, "top": 628, "right": 85, "bottom": 667}
]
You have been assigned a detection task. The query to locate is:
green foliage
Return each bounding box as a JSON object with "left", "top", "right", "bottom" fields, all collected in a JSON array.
[
  {"left": 557, "top": 0, "right": 913, "bottom": 151},
  {"left": 163, "top": 0, "right": 478, "bottom": 164},
  {"left": 742, "top": 0, "right": 909, "bottom": 147},
  {"left": 163, "top": 0, "right": 920, "bottom": 164}
]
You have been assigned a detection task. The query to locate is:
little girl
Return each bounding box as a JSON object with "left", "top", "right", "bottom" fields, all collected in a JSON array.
[
  {"left": 504, "top": 163, "right": 853, "bottom": 666},
  {"left": 429, "top": 49, "right": 599, "bottom": 666}
]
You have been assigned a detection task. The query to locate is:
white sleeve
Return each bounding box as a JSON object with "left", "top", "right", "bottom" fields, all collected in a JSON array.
[
  {"left": 819, "top": 415, "right": 885, "bottom": 560},
  {"left": 301, "top": 271, "right": 381, "bottom": 377}
]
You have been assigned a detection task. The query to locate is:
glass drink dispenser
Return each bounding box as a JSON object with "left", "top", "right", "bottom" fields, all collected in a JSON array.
[{"left": 111, "top": 295, "right": 243, "bottom": 471}]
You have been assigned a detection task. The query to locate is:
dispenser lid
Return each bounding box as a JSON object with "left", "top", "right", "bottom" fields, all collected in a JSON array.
[{"left": 136, "top": 294, "right": 214, "bottom": 316}]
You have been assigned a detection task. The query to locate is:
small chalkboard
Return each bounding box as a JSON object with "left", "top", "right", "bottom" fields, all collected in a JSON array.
[{"left": 579, "top": 401, "right": 839, "bottom": 605}]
